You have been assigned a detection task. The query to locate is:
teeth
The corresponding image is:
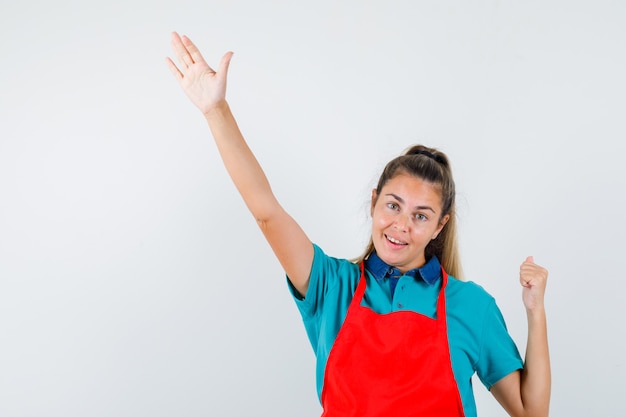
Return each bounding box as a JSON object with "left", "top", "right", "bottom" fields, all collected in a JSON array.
[{"left": 387, "top": 235, "right": 405, "bottom": 245}]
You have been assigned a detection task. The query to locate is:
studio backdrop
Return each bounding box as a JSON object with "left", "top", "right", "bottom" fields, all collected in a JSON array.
[{"left": 1, "top": 1, "right": 625, "bottom": 416}]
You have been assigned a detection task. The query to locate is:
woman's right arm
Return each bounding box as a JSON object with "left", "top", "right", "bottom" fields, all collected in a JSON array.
[{"left": 166, "top": 32, "right": 313, "bottom": 295}]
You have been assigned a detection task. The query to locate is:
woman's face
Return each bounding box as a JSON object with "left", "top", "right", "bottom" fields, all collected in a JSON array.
[{"left": 371, "top": 173, "right": 449, "bottom": 273}]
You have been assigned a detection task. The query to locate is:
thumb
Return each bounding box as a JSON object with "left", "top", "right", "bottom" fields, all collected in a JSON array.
[
  {"left": 525, "top": 255, "right": 535, "bottom": 264},
  {"left": 219, "top": 51, "right": 234, "bottom": 75}
]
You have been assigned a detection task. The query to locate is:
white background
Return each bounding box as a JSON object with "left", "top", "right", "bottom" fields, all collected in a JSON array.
[{"left": 1, "top": 1, "right": 625, "bottom": 416}]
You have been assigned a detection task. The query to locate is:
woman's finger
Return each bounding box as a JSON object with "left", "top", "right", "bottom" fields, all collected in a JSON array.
[
  {"left": 181, "top": 35, "right": 215, "bottom": 72},
  {"left": 171, "top": 32, "right": 194, "bottom": 69},
  {"left": 218, "top": 51, "right": 234, "bottom": 75},
  {"left": 519, "top": 259, "right": 548, "bottom": 289},
  {"left": 165, "top": 57, "right": 183, "bottom": 81}
]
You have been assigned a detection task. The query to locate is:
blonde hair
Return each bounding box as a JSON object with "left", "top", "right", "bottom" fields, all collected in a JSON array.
[{"left": 354, "top": 145, "right": 463, "bottom": 279}]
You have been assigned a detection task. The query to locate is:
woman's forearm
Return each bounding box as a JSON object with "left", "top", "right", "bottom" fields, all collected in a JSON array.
[
  {"left": 204, "top": 101, "right": 279, "bottom": 221},
  {"left": 520, "top": 307, "right": 551, "bottom": 417}
]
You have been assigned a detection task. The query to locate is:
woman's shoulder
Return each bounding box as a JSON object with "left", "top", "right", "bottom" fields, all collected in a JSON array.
[
  {"left": 444, "top": 276, "right": 511, "bottom": 343},
  {"left": 290, "top": 244, "right": 360, "bottom": 312},
  {"left": 311, "top": 243, "right": 360, "bottom": 273},
  {"left": 445, "top": 274, "right": 496, "bottom": 307},
  {"left": 309, "top": 243, "right": 361, "bottom": 292}
]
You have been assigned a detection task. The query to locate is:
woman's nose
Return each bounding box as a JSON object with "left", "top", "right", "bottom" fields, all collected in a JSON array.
[{"left": 394, "top": 214, "right": 410, "bottom": 231}]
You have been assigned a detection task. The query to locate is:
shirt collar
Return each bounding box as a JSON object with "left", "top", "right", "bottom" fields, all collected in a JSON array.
[{"left": 364, "top": 251, "right": 441, "bottom": 286}]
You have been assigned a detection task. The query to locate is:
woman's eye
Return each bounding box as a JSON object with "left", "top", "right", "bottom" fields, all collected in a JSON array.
[
  {"left": 386, "top": 202, "right": 399, "bottom": 210},
  {"left": 415, "top": 214, "right": 427, "bottom": 221}
]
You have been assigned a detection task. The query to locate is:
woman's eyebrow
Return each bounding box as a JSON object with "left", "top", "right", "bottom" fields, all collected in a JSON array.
[{"left": 385, "top": 193, "right": 437, "bottom": 213}]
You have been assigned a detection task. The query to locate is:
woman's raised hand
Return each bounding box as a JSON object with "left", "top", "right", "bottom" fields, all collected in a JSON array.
[
  {"left": 520, "top": 256, "right": 548, "bottom": 312},
  {"left": 166, "top": 32, "right": 233, "bottom": 115}
]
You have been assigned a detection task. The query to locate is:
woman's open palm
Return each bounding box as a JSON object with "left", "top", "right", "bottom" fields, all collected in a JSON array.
[{"left": 166, "top": 32, "right": 233, "bottom": 115}]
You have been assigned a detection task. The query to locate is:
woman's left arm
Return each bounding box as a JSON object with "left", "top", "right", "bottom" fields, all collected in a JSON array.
[{"left": 490, "top": 256, "right": 551, "bottom": 417}]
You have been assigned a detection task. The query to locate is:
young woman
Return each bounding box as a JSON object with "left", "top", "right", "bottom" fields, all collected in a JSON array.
[{"left": 166, "top": 32, "right": 551, "bottom": 417}]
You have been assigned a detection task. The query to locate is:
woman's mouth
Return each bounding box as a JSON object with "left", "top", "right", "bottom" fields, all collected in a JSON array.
[{"left": 385, "top": 234, "right": 407, "bottom": 246}]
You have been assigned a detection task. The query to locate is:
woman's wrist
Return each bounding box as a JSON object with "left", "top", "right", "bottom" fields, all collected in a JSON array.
[
  {"left": 526, "top": 305, "right": 547, "bottom": 326},
  {"left": 202, "top": 100, "right": 230, "bottom": 119}
]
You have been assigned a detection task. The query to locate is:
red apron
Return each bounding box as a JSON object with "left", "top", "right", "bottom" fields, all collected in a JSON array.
[{"left": 320, "top": 262, "right": 465, "bottom": 417}]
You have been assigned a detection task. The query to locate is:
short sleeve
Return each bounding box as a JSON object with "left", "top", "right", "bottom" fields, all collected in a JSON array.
[
  {"left": 475, "top": 299, "right": 524, "bottom": 389},
  {"left": 287, "top": 244, "right": 340, "bottom": 316},
  {"left": 286, "top": 244, "right": 360, "bottom": 350}
]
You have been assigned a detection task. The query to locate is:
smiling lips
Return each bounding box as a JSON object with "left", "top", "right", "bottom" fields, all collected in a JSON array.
[{"left": 385, "top": 234, "right": 407, "bottom": 246}]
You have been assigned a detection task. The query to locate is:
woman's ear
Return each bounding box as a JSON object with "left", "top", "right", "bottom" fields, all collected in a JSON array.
[
  {"left": 433, "top": 214, "right": 450, "bottom": 240},
  {"left": 370, "top": 188, "right": 378, "bottom": 216}
]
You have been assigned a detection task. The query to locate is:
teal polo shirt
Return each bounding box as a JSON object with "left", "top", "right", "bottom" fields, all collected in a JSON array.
[{"left": 288, "top": 244, "right": 523, "bottom": 417}]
